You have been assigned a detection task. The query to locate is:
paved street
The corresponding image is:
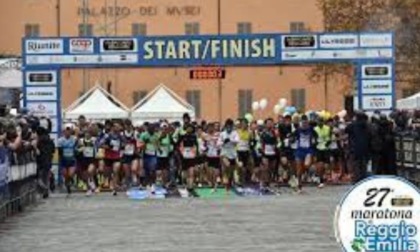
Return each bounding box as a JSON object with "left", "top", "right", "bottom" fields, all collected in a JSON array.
[{"left": 0, "top": 186, "right": 349, "bottom": 252}]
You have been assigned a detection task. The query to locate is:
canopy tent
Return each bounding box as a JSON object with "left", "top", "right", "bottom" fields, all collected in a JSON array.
[
  {"left": 0, "top": 69, "right": 22, "bottom": 88},
  {"left": 397, "top": 92, "right": 420, "bottom": 110},
  {"left": 131, "top": 84, "right": 195, "bottom": 123},
  {"left": 64, "top": 84, "right": 129, "bottom": 120}
]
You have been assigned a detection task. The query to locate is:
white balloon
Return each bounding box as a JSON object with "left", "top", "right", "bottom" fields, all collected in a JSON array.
[
  {"left": 274, "top": 104, "right": 281, "bottom": 114},
  {"left": 257, "top": 119, "right": 264, "bottom": 126},
  {"left": 259, "top": 98, "right": 268, "bottom": 110},
  {"left": 338, "top": 109, "right": 347, "bottom": 118},
  {"left": 279, "top": 98, "right": 287, "bottom": 108},
  {"left": 252, "top": 101, "right": 260, "bottom": 111}
]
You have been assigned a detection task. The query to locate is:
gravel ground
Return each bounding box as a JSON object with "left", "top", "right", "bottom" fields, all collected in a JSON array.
[{"left": 0, "top": 186, "right": 350, "bottom": 252}]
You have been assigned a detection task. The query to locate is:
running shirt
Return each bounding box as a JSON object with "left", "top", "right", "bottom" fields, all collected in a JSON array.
[
  {"left": 157, "top": 133, "right": 172, "bottom": 158},
  {"left": 179, "top": 133, "right": 198, "bottom": 159},
  {"left": 278, "top": 123, "right": 293, "bottom": 149},
  {"left": 314, "top": 125, "right": 331, "bottom": 151},
  {"left": 79, "top": 137, "right": 96, "bottom": 158},
  {"left": 260, "top": 129, "right": 278, "bottom": 156},
  {"left": 57, "top": 136, "right": 77, "bottom": 160},
  {"left": 237, "top": 129, "right": 251, "bottom": 152},
  {"left": 122, "top": 130, "right": 137, "bottom": 156},
  {"left": 294, "top": 128, "right": 317, "bottom": 150},
  {"left": 205, "top": 132, "right": 220, "bottom": 158},
  {"left": 329, "top": 126, "right": 340, "bottom": 150},
  {"left": 290, "top": 123, "right": 299, "bottom": 150},
  {"left": 139, "top": 131, "right": 159, "bottom": 156},
  {"left": 104, "top": 132, "right": 123, "bottom": 160},
  {"left": 218, "top": 130, "right": 240, "bottom": 160}
]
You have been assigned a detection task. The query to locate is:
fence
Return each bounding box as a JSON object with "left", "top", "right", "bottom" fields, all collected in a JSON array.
[
  {"left": 0, "top": 146, "right": 38, "bottom": 222},
  {"left": 395, "top": 134, "right": 420, "bottom": 186}
]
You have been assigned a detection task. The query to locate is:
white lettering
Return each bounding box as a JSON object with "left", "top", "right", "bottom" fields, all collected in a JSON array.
[
  {"left": 178, "top": 41, "right": 190, "bottom": 59},
  {"left": 143, "top": 41, "right": 154, "bottom": 60},
  {"left": 251, "top": 39, "right": 261, "bottom": 57},
  {"left": 211, "top": 40, "right": 220, "bottom": 59},
  {"left": 191, "top": 40, "right": 201, "bottom": 58},
  {"left": 262, "top": 38, "right": 275, "bottom": 57},
  {"left": 230, "top": 40, "right": 242, "bottom": 58},
  {"left": 166, "top": 41, "right": 177, "bottom": 59},
  {"left": 155, "top": 40, "right": 165, "bottom": 59}
]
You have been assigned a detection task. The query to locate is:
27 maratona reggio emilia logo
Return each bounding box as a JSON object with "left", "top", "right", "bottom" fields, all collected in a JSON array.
[{"left": 335, "top": 176, "right": 420, "bottom": 252}]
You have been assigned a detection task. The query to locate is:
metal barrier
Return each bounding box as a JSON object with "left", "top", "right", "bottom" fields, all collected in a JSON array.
[
  {"left": 395, "top": 134, "right": 420, "bottom": 186},
  {"left": 0, "top": 147, "right": 38, "bottom": 222}
]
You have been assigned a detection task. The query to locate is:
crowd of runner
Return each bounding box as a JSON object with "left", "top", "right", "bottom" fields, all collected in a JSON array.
[{"left": 56, "top": 111, "right": 397, "bottom": 197}]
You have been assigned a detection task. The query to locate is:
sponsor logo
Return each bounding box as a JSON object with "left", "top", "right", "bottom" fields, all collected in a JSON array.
[
  {"left": 320, "top": 35, "right": 358, "bottom": 48},
  {"left": 100, "top": 38, "right": 137, "bottom": 53},
  {"left": 70, "top": 38, "right": 94, "bottom": 54},
  {"left": 283, "top": 35, "right": 316, "bottom": 49},
  {"left": 365, "top": 67, "right": 389, "bottom": 76},
  {"left": 360, "top": 34, "right": 393, "bottom": 47},
  {"left": 25, "top": 39, "right": 63, "bottom": 54},
  {"left": 335, "top": 176, "right": 420, "bottom": 252},
  {"left": 26, "top": 87, "right": 57, "bottom": 101},
  {"left": 26, "top": 71, "right": 57, "bottom": 85},
  {"left": 27, "top": 102, "right": 57, "bottom": 116}
]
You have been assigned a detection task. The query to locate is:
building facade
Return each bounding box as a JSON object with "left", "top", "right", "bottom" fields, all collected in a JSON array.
[{"left": 1, "top": 0, "right": 351, "bottom": 121}]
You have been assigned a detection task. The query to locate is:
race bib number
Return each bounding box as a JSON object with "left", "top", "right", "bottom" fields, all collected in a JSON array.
[
  {"left": 145, "top": 149, "right": 156, "bottom": 156},
  {"left": 207, "top": 146, "right": 219, "bottom": 157},
  {"left": 158, "top": 146, "right": 169, "bottom": 157},
  {"left": 183, "top": 147, "right": 196, "bottom": 159},
  {"left": 300, "top": 136, "right": 310, "bottom": 148},
  {"left": 110, "top": 139, "right": 120, "bottom": 152},
  {"left": 124, "top": 144, "right": 135, "bottom": 155},
  {"left": 264, "top": 144, "right": 276, "bottom": 155},
  {"left": 284, "top": 138, "right": 290, "bottom": 147},
  {"left": 63, "top": 148, "right": 74, "bottom": 158},
  {"left": 83, "top": 147, "right": 94, "bottom": 158},
  {"left": 238, "top": 141, "right": 249, "bottom": 151}
]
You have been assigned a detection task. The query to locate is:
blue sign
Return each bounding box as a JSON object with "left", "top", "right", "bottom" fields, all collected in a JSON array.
[{"left": 21, "top": 31, "right": 396, "bottom": 133}]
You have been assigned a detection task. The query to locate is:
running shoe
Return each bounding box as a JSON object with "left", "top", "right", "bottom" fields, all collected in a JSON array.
[
  {"left": 318, "top": 183, "right": 325, "bottom": 189},
  {"left": 86, "top": 190, "right": 93, "bottom": 197},
  {"left": 112, "top": 190, "right": 117, "bottom": 196}
]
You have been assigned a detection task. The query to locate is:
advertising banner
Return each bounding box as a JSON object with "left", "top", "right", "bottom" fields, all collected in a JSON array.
[
  {"left": 361, "top": 95, "right": 393, "bottom": 110},
  {"left": 26, "top": 71, "right": 57, "bottom": 85},
  {"left": 26, "top": 102, "right": 58, "bottom": 117},
  {"left": 25, "top": 39, "right": 64, "bottom": 54}
]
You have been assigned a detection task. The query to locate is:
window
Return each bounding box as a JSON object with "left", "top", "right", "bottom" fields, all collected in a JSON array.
[
  {"left": 185, "top": 22, "right": 200, "bottom": 35},
  {"left": 186, "top": 90, "right": 201, "bottom": 118},
  {"left": 237, "top": 22, "right": 252, "bottom": 34},
  {"left": 291, "top": 88, "right": 306, "bottom": 111},
  {"left": 78, "top": 23, "right": 93, "bottom": 37},
  {"left": 25, "top": 24, "right": 40, "bottom": 37},
  {"left": 290, "top": 22, "right": 306, "bottom": 33},
  {"left": 238, "top": 89, "right": 253, "bottom": 117},
  {"left": 132, "top": 90, "right": 148, "bottom": 104},
  {"left": 132, "top": 23, "right": 147, "bottom": 36}
]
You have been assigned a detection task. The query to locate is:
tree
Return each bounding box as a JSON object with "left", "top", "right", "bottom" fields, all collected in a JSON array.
[
  {"left": 314, "top": 0, "right": 420, "bottom": 96},
  {"left": 310, "top": 0, "right": 388, "bottom": 98}
]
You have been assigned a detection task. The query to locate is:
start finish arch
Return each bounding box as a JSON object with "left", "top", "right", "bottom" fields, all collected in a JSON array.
[{"left": 22, "top": 32, "right": 395, "bottom": 143}]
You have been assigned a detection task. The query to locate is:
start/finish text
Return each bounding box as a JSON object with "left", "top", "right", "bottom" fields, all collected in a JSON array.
[{"left": 141, "top": 37, "right": 277, "bottom": 61}]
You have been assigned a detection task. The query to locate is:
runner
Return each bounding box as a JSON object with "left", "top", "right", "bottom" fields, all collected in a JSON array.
[
  {"left": 204, "top": 123, "right": 221, "bottom": 193},
  {"left": 156, "top": 122, "right": 172, "bottom": 188},
  {"left": 278, "top": 115, "right": 295, "bottom": 186},
  {"left": 218, "top": 119, "right": 239, "bottom": 194},
  {"left": 260, "top": 118, "right": 278, "bottom": 190},
  {"left": 179, "top": 123, "right": 199, "bottom": 197},
  {"left": 122, "top": 120, "right": 139, "bottom": 188},
  {"left": 138, "top": 123, "right": 159, "bottom": 191},
  {"left": 57, "top": 126, "right": 77, "bottom": 196},
  {"left": 77, "top": 127, "right": 97, "bottom": 196},
  {"left": 314, "top": 118, "right": 331, "bottom": 188},
  {"left": 250, "top": 120, "right": 262, "bottom": 184},
  {"left": 103, "top": 122, "right": 123, "bottom": 196},
  {"left": 328, "top": 117, "right": 342, "bottom": 182},
  {"left": 236, "top": 118, "right": 252, "bottom": 186},
  {"left": 292, "top": 115, "right": 317, "bottom": 193}
]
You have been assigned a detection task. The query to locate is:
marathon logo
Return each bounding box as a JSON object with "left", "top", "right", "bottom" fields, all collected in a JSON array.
[
  {"left": 25, "top": 39, "right": 64, "bottom": 54},
  {"left": 141, "top": 37, "right": 276, "bottom": 61}
]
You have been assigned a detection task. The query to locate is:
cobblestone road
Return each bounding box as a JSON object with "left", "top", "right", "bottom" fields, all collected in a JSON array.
[{"left": 0, "top": 186, "right": 349, "bottom": 252}]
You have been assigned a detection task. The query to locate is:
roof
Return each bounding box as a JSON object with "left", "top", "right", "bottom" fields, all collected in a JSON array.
[
  {"left": 64, "top": 84, "right": 129, "bottom": 120},
  {"left": 131, "top": 84, "right": 195, "bottom": 121}
]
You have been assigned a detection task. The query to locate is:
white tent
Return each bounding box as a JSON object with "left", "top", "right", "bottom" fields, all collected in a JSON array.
[
  {"left": 397, "top": 92, "right": 420, "bottom": 110},
  {"left": 0, "top": 69, "right": 22, "bottom": 88},
  {"left": 131, "top": 84, "right": 195, "bottom": 123},
  {"left": 64, "top": 84, "right": 129, "bottom": 120}
]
